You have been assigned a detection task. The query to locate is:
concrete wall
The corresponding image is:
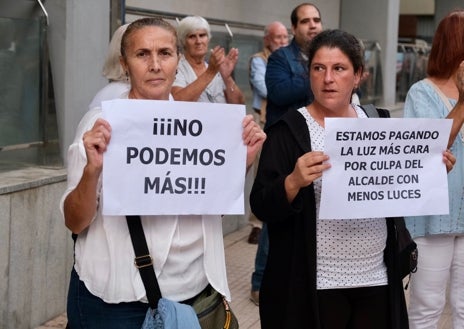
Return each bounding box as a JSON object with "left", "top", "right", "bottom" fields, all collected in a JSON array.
[
  {"left": 0, "top": 169, "right": 73, "bottom": 329},
  {"left": 46, "top": 0, "right": 110, "bottom": 164}
]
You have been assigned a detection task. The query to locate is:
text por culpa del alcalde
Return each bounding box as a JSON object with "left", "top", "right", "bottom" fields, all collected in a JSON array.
[{"left": 336, "top": 129, "right": 438, "bottom": 201}]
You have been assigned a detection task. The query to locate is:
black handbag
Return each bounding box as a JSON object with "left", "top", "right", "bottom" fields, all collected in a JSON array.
[
  {"left": 393, "top": 217, "right": 418, "bottom": 287},
  {"left": 126, "top": 215, "right": 238, "bottom": 328}
]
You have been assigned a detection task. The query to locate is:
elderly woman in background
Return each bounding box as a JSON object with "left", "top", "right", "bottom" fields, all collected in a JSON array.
[
  {"left": 63, "top": 17, "right": 265, "bottom": 329},
  {"left": 171, "top": 15, "right": 245, "bottom": 104}
]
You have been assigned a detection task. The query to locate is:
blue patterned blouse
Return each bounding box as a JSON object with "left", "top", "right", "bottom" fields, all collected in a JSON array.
[{"left": 403, "top": 79, "right": 464, "bottom": 237}]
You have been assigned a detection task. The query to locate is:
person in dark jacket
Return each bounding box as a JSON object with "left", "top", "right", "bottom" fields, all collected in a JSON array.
[
  {"left": 251, "top": 29, "right": 413, "bottom": 329},
  {"left": 264, "top": 2, "right": 323, "bottom": 128}
]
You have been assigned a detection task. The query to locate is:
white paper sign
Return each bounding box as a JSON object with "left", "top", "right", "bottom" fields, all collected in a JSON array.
[
  {"left": 101, "top": 99, "right": 246, "bottom": 216},
  {"left": 319, "top": 118, "right": 452, "bottom": 219}
]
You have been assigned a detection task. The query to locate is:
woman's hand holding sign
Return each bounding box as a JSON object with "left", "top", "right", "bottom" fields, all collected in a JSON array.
[
  {"left": 243, "top": 114, "right": 266, "bottom": 171},
  {"left": 284, "top": 151, "right": 331, "bottom": 203},
  {"left": 83, "top": 118, "right": 112, "bottom": 173},
  {"left": 443, "top": 149, "right": 456, "bottom": 173}
]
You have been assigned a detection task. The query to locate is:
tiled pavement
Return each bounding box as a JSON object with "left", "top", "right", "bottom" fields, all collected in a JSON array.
[{"left": 36, "top": 224, "right": 451, "bottom": 329}]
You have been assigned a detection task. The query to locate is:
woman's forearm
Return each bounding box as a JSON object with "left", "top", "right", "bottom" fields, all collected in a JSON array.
[
  {"left": 64, "top": 165, "right": 100, "bottom": 234},
  {"left": 223, "top": 76, "right": 245, "bottom": 104}
]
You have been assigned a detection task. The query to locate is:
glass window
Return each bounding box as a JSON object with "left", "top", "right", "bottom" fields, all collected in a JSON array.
[{"left": 0, "top": 15, "right": 61, "bottom": 172}]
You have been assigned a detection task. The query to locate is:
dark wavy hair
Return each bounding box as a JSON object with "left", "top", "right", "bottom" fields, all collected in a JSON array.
[
  {"left": 427, "top": 9, "right": 464, "bottom": 79},
  {"left": 307, "top": 29, "right": 364, "bottom": 75}
]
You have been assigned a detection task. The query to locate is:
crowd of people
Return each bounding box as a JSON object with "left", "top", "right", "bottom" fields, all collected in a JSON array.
[{"left": 61, "top": 3, "right": 464, "bottom": 329}]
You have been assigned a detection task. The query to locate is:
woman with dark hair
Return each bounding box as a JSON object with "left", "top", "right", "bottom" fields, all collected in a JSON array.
[
  {"left": 403, "top": 9, "right": 464, "bottom": 329},
  {"left": 250, "top": 29, "right": 455, "bottom": 329}
]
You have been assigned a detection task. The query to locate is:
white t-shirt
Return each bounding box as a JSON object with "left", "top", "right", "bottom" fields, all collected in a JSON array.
[
  {"left": 173, "top": 55, "right": 226, "bottom": 103},
  {"left": 298, "top": 105, "right": 388, "bottom": 290},
  {"left": 61, "top": 96, "right": 230, "bottom": 303}
]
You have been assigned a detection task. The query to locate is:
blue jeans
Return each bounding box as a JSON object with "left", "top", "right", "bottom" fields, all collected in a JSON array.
[
  {"left": 251, "top": 223, "right": 268, "bottom": 292},
  {"left": 67, "top": 268, "right": 149, "bottom": 329}
]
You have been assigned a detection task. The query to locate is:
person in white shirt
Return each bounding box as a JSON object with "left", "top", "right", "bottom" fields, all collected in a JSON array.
[{"left": 62, "top": 17, "right": 266, "bottom": 329}]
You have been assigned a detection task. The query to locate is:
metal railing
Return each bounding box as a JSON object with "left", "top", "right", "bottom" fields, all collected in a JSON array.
[{"left": 125, "top": 6, "right": 266, "bottom": 32}]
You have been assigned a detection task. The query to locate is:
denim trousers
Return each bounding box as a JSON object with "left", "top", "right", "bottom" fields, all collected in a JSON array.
[
  {"left": 67, "top": 268, "right": 149, "bottom": 329},
  {"left": 251, "top": 222, "right": 269, "bottom": 292}
]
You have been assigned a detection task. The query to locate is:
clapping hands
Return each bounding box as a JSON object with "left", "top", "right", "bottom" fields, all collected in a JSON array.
[{"left": 207, "top": 46, "right": 239, "bottom": 79}]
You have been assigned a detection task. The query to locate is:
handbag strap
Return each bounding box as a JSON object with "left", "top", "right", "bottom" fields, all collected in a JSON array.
[{"left": 126, "top": 215, "right": 162, "bottom": 309}]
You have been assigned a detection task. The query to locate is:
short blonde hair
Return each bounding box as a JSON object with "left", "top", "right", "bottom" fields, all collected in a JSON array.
[
  {"left": 102, "top": 24, "right": 129, "bottom": 81},
  {"left": 177, "top": 16, "right": 211, "bottom": 49}
]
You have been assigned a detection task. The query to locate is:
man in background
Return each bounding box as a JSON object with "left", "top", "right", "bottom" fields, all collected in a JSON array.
[
  {"left": 265, "top": 2, "right": 323, "bottom": 128},
  {"left": 249, "top": 21, "right": 289, "bottom": 127}
]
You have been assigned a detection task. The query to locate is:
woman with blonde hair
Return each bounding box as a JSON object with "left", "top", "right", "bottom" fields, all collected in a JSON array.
[{"left": 88, "top": 23, "right": 130, "bottom": 110}]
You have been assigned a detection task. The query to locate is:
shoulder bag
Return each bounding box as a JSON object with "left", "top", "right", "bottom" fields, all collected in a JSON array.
[{"left": 126, "top": 215, "right": 239, "bottom": 329}]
